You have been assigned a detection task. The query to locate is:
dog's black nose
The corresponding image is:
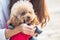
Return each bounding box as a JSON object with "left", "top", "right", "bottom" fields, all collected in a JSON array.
[{"left": 27, "top": 16, "right": 30, "bottom": 19}]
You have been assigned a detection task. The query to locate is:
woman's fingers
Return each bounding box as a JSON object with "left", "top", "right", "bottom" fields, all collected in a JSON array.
[
  {"left": 25, "top": 27, "right": 36, "bottom": 36},
  {"left": 18, "top": 23, "right": 37, "bottom": 36},
  {"left": 22, "top": 27, "right": 35, "bottom": 35}
]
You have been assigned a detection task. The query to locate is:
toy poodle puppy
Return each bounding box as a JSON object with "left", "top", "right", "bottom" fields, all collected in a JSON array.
[{"left": 7, "top": 1, "right": 42, "bottom": 40}]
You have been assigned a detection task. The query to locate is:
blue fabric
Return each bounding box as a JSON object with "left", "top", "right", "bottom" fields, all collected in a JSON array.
[{"left": 0, "top": 0, "right": 10, "bottom": 29}]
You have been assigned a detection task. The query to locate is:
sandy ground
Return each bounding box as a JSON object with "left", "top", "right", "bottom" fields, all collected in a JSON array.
[{"left": 37, "top": 12, "right": 60, "bottom": 40}]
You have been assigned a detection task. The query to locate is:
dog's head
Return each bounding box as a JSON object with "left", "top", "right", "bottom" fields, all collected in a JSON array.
[{"left": 7, "top": 1, "right": 39, "bottom": 27}]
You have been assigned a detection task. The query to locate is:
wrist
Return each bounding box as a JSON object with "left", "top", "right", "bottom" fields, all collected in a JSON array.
[{"left": 5, "top": 27, "right": 21, "bottom": 38}]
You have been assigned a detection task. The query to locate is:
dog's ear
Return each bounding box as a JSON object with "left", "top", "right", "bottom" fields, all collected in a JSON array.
[
  {"left": 31, "top": 16, "right": 39, "bottom": 26},
  {"left": 7, "top": 17, "right": 12, "bottom": 26},
  {"left": 7, "top": 15, "right": 20, "bottom": 27}
]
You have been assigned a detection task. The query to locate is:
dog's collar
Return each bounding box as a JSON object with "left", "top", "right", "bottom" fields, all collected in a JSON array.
[{"left": 8, "top": 23, "right": 14, "bottom": 29}]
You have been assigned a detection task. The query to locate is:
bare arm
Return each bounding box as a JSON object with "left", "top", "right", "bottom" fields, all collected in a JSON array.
[
  {"left": 5, "top": 24, "right": 36, "bottom": 39},
  {"left": 5, "top": 26, "right": 21, "bottom": 38}
]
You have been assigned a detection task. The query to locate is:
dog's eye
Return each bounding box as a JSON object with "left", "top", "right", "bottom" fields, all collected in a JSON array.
[
  {"left": 21, "top": 12, "right": 25, "bottom": 16},
  {"left": 29, "top": 11, "right": 31, "bottom": 14}
]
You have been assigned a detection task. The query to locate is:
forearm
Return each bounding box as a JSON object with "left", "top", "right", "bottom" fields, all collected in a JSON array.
[{"left": 5, "top": 27, "right": 21, "bottom": 38}]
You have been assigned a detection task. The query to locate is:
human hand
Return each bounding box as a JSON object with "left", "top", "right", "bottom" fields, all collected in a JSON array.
[
  {"left": 5, "top": 24, "right": 38, "bottom": 38},
  {"left": 19, "top": 24, "right": 38, "bottom": 36}
]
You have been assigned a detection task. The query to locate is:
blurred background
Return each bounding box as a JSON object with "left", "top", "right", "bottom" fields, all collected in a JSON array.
[{"left": 37, "top": 0, "right": 60, "bottom": 40}]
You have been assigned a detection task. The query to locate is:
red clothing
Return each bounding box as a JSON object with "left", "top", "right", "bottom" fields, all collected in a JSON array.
[
  {"left": 6, "top": 24, "right": 31, "bottom": 40},
  {"left": 10, "top": 32, "right": 31, "bottom": 40}
]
